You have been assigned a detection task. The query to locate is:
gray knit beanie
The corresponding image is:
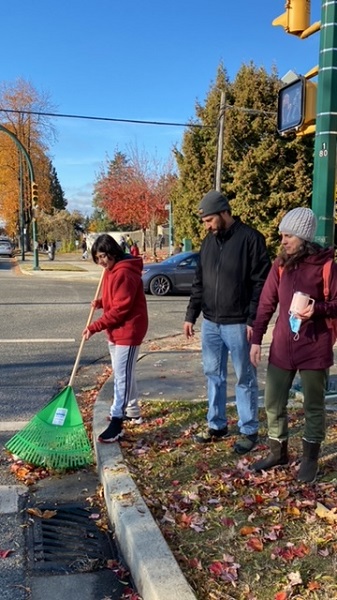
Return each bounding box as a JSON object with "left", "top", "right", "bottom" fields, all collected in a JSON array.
[
  {"left": 279, "top": 207, "right": 317, "bottom": 242},
  {"left": 198, "top": 190, "right": 230, "bottom": 217}
]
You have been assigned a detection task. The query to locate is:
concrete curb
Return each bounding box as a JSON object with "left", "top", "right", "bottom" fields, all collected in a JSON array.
[{"left": 93, "top": 384, "right": 197, "bottom": 600}]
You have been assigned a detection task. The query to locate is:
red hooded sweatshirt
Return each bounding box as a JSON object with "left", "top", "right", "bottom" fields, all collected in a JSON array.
[{"left": 88, "top": 256, "right": 148, "bottom": 345}]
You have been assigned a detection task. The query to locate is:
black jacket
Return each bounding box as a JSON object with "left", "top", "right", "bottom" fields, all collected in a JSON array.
[{"left": 185, "top": 218, "right": 271, "bottom": 326}]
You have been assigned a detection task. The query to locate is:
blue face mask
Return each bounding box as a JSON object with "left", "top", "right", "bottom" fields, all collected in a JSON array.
[{"left": 289, "top": 314, "right": 301, "bottom": 340}]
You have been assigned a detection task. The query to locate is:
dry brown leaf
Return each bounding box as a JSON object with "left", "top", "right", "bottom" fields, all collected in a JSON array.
[
  {"left": 26, "top": 508, "right": 57, "bottom": 519},
  {"left": 315, "top": 502, "right": 337, "bottom": 524}
]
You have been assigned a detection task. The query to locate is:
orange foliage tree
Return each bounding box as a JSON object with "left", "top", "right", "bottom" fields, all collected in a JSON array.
[
  {"left": 0, "top": 78, "right": 57, "bottom": 241},
  {"left": 94, "top": 149, "right": 175, "bottom": 250}
]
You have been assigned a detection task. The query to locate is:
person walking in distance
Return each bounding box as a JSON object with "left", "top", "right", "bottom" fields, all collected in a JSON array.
[
  {"left": 250, "top": 207, "right": 337, "bottom": 483},
  {"left": 81, "top": 237, "right": 88, "bottom": 260},
  {"left": 82, "top": 234, "right": 148, "bottom": 442},
  {"left": 130, "top": 241, "right": 140, "bottom": 256},
  {"left": 184, "top": 190, "right": 271, "bottom": 453}
]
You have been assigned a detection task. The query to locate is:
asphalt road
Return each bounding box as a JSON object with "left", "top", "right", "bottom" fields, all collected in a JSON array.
[{"left": 0, "top": 258, "right": 189, "bottom": 423}]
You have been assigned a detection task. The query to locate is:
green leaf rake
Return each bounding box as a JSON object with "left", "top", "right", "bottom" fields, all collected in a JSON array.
[{"left": 6, "top": 270, "right": 104, "bottom": 469}]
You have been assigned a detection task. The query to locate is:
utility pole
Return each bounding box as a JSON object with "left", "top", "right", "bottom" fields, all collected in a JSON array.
[{"left": 215, "top": 91, "right": 226, "bottom": 192}]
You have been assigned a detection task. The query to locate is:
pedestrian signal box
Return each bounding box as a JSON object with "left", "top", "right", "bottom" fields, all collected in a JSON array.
[{"left": 277, "top": 76, "right": 316, "bottom": 135}]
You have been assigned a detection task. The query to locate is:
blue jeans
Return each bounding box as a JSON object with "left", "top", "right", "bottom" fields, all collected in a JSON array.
[{"left": 201, "top": 319, "right": 258, "bottom": 435}]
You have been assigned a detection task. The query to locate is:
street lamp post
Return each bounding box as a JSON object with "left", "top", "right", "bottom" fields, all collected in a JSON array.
[
  {"left": 0, "top": 125, "right": 39, "bottom": 269},
  {"left": 165, "top": 203, "right": 173, "bottom": 254}
]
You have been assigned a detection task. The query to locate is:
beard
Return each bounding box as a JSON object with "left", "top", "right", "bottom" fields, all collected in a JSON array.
[{"left": 213, "top": 215, "right": 227, "bottom": 235}]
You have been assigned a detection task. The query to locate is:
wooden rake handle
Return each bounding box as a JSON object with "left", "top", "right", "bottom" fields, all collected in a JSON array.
[{"left": 68, "top": 269, "right": 105, "bottom": 387}]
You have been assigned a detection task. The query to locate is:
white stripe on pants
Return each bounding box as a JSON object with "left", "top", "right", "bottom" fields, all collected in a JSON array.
[{"left": 108, "top": 343, "right": 140, "bottom": 418}]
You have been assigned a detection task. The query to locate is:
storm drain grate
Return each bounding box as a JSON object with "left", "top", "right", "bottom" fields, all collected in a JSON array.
[{"left": 27, "top": 503, "right": 118, "bottom": 574}]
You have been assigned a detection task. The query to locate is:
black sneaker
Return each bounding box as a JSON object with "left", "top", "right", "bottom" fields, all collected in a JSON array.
[
  {"left": 194, "top": 426, "right": 229, "bottom": 444},
  {"left": 234, "top": 433, "right": 258, "bottom": 455},
  {"left": 98, "top": 417, "right": 124, "bottom": 443}
]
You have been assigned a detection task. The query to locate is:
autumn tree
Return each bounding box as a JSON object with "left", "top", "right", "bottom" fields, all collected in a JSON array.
[
  {"left": 172, "top": 63, "right": 314, "bottom": 254},
  {"left": 88, "top": 208, "right": 116, "bottom": 233},
  {"left": 94, "top": 147, "right": 175, "bottom": 250},
  {"left": 37, "top": 209, "right": 86, "bottom": 251},
  {"left": 0, "top": 78, "right": 60, "bottom": 242}
]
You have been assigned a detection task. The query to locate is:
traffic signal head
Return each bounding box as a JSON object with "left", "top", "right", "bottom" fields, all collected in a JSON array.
[
  {"left": 273, "top": 0, "right": 310, "bottom": 37},
  {"left": 31, "top": 182, "right": 38, "bottom": 207},
  {"left": 277, "top": 76, "right": 316, "bottom": 135}
]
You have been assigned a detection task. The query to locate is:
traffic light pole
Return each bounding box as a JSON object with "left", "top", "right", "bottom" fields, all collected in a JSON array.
[
  {"left": 311, "top": 1, "right": 337, "bottom": 247},
  {"left": 0, "top": 125, "right": 39, "bottom": 269}
]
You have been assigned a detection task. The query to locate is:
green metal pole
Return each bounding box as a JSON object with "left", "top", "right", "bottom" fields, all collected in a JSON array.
[
  {"left": 19, "top": 152, "right": 25, "bottom": 261},
  {"left": 312, "top": 0, "right": 337, "bottom": 247},
  {"left": 0, "top": 125, "right": 39, "bottom": 269}
]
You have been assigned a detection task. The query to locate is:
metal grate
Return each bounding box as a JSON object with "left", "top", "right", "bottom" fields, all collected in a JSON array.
[{"left": 27, "top": 503, "right": 117, "bottom": 574}]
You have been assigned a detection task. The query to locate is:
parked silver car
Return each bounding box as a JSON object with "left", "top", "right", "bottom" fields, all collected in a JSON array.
[
  {"left": 142, "top": 251, "right": 199, "bottom": 296},
  {"left": 0, "top": 239, "right": 13, "bottom": 258}
]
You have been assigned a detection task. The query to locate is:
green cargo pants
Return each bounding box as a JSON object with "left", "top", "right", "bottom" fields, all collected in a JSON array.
[{"left": 264, "top": 364, "right": 327, "bottom": 443}]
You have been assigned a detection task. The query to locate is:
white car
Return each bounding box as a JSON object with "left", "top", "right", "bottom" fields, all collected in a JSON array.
[{"left": 0, "top": 240, "right": 13, "bottom": 257}]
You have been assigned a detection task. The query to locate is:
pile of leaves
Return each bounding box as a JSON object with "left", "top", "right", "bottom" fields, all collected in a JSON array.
[{"left": 118, "top": 401, "right": 337, "bottom": 600}]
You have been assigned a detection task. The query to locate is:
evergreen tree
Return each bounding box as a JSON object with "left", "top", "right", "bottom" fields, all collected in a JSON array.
[
  {"left": 172, "top": 65, "right": 230, "bottom": 248},
  {"left": 172, "top": 62, "right": 314, "bottom": 255},
  {"left": 49, "top": 161, "right": 67, "bottom": 210}
]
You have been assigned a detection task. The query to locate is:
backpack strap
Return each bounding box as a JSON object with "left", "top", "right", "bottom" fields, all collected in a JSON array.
[{"left": 322, "top": 259, "right": 333, "bottom": 301}]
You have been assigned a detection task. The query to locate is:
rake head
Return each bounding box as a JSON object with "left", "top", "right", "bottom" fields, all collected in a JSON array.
[{"left": 5, "top": 386, "right": 93, "bottom": 469}]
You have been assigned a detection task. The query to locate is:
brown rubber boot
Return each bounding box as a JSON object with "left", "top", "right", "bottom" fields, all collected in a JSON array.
[{"left": 251, "top": 439, "right": 288, "bottom": 471}]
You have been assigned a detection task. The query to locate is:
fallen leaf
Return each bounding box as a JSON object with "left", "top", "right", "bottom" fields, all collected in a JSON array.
[
  {"left": 274, "top": 592, "right": 288, "bottom": 600},
  {"left": 287, "top": 570, "right": 302, "bottom": 586},
  {"left": 246, "top": 537, "right": 264, "bottom": 552},
  {"left": 0, "top": 549, "right": 14, "bottom": 558},
  {"left": 315, "top": 501, "right": 337, "bottom": 524},
  {"left": 26, "top": 508, "right": 57, "bottom": 519},
  {"left": 240, "top": 525, "right": 260, "bottom": 536}
]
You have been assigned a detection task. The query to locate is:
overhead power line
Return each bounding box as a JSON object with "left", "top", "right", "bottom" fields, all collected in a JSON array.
[
  {"left": 0, "top": 108, "right": 212, "bottom": 128},
  {"left": 0, "top": 105, "right": 276, "bottom": 127}
]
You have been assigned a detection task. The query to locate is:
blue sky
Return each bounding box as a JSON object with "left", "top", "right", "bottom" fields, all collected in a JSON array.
[{"left": 1, "top": 1, "right": 321, "bottom": 216}]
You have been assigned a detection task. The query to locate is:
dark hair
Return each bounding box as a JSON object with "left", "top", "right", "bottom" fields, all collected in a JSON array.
[
  {"left": 91, "top": 234, "right": 125, "bottom": 264},
  {"left": 278, "top": 240, "right": 322, "bottom": 271}
]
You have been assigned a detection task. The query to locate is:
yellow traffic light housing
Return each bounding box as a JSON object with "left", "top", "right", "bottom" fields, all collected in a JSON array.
[
  {"left": 273, "top": 0, "right": 310, "bottom": 36},
  {"left": 31, "top": 181, "right": 38, "bottom": 206},
  {"left": 31, "top": 181, "right": 39, "bottom": 217},
  {"left": 277, "top": 76, "right": 316, "bottom": 136}
]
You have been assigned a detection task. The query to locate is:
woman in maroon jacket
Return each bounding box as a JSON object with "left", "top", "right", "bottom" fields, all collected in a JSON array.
[
  {"left": 250, "top": 207, "right": 337, "bottom": 483},
  {"left": 82, "top": 234, "right": 148, "bottom": 442}
]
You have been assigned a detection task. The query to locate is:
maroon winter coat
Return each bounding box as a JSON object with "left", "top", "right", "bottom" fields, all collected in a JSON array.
[{"left": 251, "top": 248, "right": 337, "bottom": 370}]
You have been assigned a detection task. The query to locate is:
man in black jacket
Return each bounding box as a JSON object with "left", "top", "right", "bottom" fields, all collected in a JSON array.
[{"left": 184, "top": 190, "right": 271, "bottom": 453}]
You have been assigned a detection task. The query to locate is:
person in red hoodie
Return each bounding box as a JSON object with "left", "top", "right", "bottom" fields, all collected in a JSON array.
[
  {"left": 82, "top": 234, "right": 148, "bottom": 442},
  {"left": 250, "top": 207, "right": 337, "bottom": 483}
]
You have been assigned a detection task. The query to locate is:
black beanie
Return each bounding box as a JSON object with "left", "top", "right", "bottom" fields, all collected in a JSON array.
[{"left": 198, "top": 190, "right": 230, "bottom": 217}]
